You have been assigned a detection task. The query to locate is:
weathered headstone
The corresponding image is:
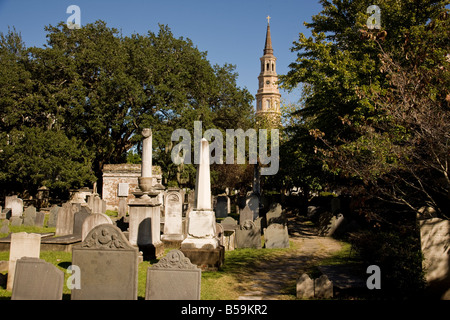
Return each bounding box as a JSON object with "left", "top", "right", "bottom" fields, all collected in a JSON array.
[
  {"left": 236, "top": 220, "right": 261, "bottom": 249},
  {"left": 419, "top": 217, "right": 450, "bottom": 299},
  {"left": 266, "top": 202, "right": 285, "bottom": 226},
  {"left": 7, "top": 232, "right": 41, "bottom": 291},
  {"left": 162, "top": 190, "right": 184, "bottom": 241},
  {"left": 34, "top": 212, "right": 45, "bottom": 227},
  {"left": 11, "top": 257, "right": 64, "bottom": 300},
  {"left": 55, "top": 202, "right": 76, "bottom": 236},
  {"left": 0, "top": 220, "right": 9, "bottom": 234},
  {"left": 10, "top": 216, "right": 22, "bottom": 227},
  {"left": 1, "top": 207, "right": 12, "bottom": 220},
  {"left": 221, "top": 217, "right": 238, "bottom": 230},
  {"left": 239, "top": 205, "right": 253, "bottom": 226},
  {"left": 215, "top": 223, "right": 224, "bottom": 246},
  {"left": 47, "top": 205, "right": 60, "bottom": 228},
  {"left": 118, "top": 197, "right": 128, "bottom": 218},
  {"left": 215, "top": 195, "right": 228, "bottom": 218},
  {"left": 145, "top": 249, "right": 201, "bottom": 300},
  {"left": 72, "top": 209, "right": 90, "bottom": 236},
  {"left": 23, "top": 206, "right": 37, "bottom": 226},
  {"left": 296, "top": 273, "right": 314, "bottom": 299},
  {"left": 264, "top": 223, "right": 289, "bottom": 249},
  {"left": 5, "top": 195, "right": 23, "bottom": 217},
  {"left": 81, "top": 213, "right": 113, "bottom": 241},
  {"left": 314, "top": 275, "right": 333, "bottom": 299},
  {"left": 71, "top": 224, "right": 139, "bottom": 300},
  {"left": 246, "top": 194, "right": 259, "bottom": 220},
  {"left": 326, "top": 213, "right": 345, "bottom": 236}
]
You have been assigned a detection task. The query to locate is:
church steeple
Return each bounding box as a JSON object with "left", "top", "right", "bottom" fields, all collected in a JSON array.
[
  {"left": 255, "top": 16, "right": 281, "bottom": 124},
  {"left": 264, "top": 17, "right": 273, "bottom": 56}
]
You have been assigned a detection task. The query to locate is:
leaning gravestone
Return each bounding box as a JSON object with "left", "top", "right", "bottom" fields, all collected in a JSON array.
[
  {"left": 145, "top": 249, "right": 201, "bottom": 300},
  {"left": 11, "top": 257, "right": 64, "bottom": 300},
  {"left": 7, "top": 232, "right": 41, "bottom": 291},
  {"left": 297, "top": 273, "right": 314, "bottom": 299},
  {"left": 236, "top": 220, "right": 261, "bottom": 249},
  {"left": 264, "top": 223, "right": 289, "bottom": 249},
  {"left": 71, "top": 224, "right": 138, "bottom": 300}
]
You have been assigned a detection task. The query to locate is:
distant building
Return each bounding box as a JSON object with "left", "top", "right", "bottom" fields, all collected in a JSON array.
[
  {"left": 102, "top": 164, "right": 162, "bottom": 210},
  {"left": 255, "top": 16, "right": 281, "bottom": 126}
]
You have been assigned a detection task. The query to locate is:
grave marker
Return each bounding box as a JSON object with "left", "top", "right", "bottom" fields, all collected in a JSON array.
[
  {"left": 71, "top": 224, "right": 138, "bottom": 300},
  {"left": 145, "top": 249, "right": 201, "bottom": 300},
  {"left": 81, "top": 213, "right": 113, "bottom": 241},
  {"left": 7, "top": 232, "right": 41, "bottom": 291},
  {"left": 11, "top": 257, "right": 63, "bottom": 300},
  {"left": 236, "top": 220, "right": 261, "bottom": 249},
  {"left": 264, "top": 223, "right": 289, "bottom": 249},
  {"left": 296, "top": 273, "right": 314, "bottom": 299}
]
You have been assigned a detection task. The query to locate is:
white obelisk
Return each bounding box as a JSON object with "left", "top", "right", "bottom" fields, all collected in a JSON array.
[{"left": 181, "top": 138, "right": 219, "bottom": 250}]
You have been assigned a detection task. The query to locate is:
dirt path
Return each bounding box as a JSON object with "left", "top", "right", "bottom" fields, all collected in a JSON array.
[{"left": 238, "top": 214, "right": 344, "bottom": 300}]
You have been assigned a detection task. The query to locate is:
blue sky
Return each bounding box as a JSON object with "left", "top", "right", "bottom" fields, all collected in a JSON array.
[{"left": 0, "top": 0, "right": 323, "bottom": 106}]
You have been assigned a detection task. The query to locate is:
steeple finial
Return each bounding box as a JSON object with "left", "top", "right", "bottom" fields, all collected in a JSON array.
[{"left": 264, "top": 17, "right": 273, "bottom": 56}]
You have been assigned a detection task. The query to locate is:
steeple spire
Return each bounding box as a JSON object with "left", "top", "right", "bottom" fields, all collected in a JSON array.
[{"left": 264, "top": 17, "right": 273, "bottom": 56}]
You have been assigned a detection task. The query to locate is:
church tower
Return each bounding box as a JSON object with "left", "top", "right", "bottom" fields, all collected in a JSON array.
[{"left": 255, "top": 16, "right": 281, "bottom": 125}]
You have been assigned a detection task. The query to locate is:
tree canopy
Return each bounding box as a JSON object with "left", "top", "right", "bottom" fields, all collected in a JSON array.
[{"left": 0, "top": 21, "right": 254, "bottom": 198}]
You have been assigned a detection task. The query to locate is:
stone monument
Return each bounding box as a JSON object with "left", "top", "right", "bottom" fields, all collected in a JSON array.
[
  {"left": 128, "top": 128, "right": 164, "bottom": 259},
  {"left": 180, "top": 139, "right": 225, "bottom": 270}
]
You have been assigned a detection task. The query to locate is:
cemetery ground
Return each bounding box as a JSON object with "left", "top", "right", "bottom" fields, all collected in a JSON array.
[{"left": 0, "top": 208, "right": 365, "bottom": 300}]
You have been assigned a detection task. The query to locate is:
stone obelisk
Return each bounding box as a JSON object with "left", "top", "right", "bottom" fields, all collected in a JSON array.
[
  {"left": 181, "top": 138, "right": 224, "bottom": 270},
  {"left": 128, "top": 128, "right": 164, "bottom": 259}
]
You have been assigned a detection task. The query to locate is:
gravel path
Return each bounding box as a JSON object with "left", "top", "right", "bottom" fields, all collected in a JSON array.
[{"left": 238, "top": 214, "right": 344, "bottom": 300}]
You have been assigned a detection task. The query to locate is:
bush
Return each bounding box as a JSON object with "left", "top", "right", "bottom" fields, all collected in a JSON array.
[{"left": 351, "top": 228, "right": 426, "bottom": 299}]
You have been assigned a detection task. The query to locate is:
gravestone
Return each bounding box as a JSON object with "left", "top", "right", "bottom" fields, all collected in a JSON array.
[
  {"left": 314, "top": 275, "right": 333, "bottom": 299},
  {"left": 5, "top": 195, "right": 23, "bottom": 217},
  {"left": 236, "top": 220, "right": 261, "bottom": 249},
  {"left": 239, "top": 206, "right": 253, "bottom": 226},
  {"left": 7, "top": 232, "right": 41, "bottom": 291},
  {"left": 162, "top": 190, "right": 184, "bottom": 241},
  {"left": 72, "top": 209, "right": 91, "bottom": 236},
  {"left": 71, "top": 224, "right": 139, "bottom": 300},
  {"left": 0, "top": 220, "right": 9, "bottom": 234},
  {"left": 55, "top": 202, "right": 76, "bottom": 236},
  {"left": 419, "top": 217, "right": 450, "bottom": 299},
  {"left": 10, "top": 216, "right": 22, "bottom": 227},
  {"left": 326, "top": 213, "right": 345, "bottom": 236},
  {"left": 145, "top": 249, "right": 201, "bottom": 300},
  {"left": 246, "top": 194, "right": 259, "bottom": 220},
  {"left": 266, "top": 202, "right": 285, "bottom": 226},
  {"left": 23, "top": 206, "right": 37, "bottom": 226},
  {"left": 1, "top": 207, "right": 12, "bottom": 220},
  {"left": 34, "top": 212, "right": 45, "bottom": 227},
  {"left": 296, "top": 273, "right": 314, "bottom": 299},
  {"left": 215, "top": 195, "right": 228, "bottom": 218},
  {"left": 215, "top": 223, "right": 224, "bottom": 246},
  {"left": 264, "top": 223, "right": 289, "bottom": 249},
  {"left": 11, "top": 257, "right": 63, "bottom": 300},
  {"left": 221, "top": 217, "right": 238, "bottom": 230},
  {"left": 47, "top": 205, "right": 60, "bottom": 228},
  {"left": 118, "top": 197, "right": 127, "bottom": 218},
  {"left": 81, "top": 213, "right": 113, "bottom": 241},
  {"left": 221, "top": 217, "right": 238, "bottom": 251}
]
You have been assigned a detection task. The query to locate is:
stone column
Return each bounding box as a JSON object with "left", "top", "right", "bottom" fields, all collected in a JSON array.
[{"left": 128, "top": 128, "right": 164, "bottom": 259}]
